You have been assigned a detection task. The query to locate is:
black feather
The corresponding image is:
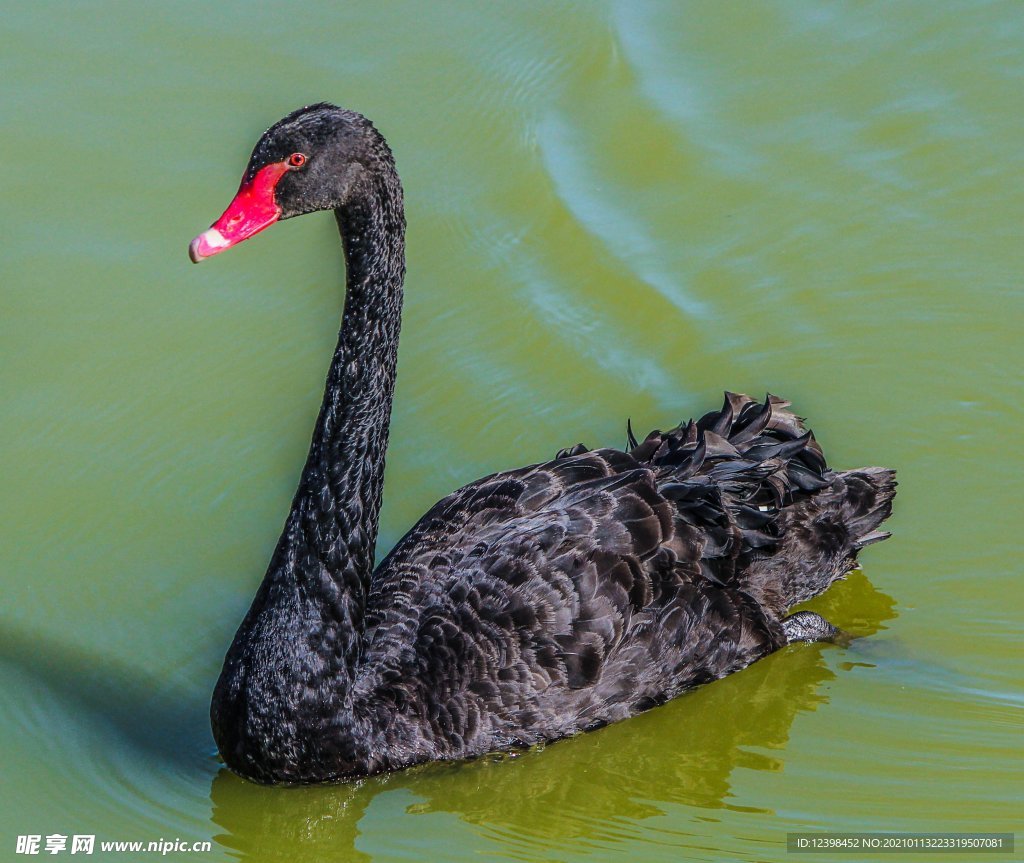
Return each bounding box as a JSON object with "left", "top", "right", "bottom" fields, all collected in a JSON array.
[{"left": 207, "top": 104, "right": 897, "bottom": 786}]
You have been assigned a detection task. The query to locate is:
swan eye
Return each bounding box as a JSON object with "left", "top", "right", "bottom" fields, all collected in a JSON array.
[{"left": 288, "top": 153, "right": 307, "bottom": 168}]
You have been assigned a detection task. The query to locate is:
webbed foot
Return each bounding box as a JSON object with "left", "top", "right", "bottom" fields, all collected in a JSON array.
[{"left": 783, "top": 611, "right": 842, "bottom": 644}]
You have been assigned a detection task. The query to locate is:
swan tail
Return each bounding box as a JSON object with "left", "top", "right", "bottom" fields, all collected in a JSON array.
[
  {"left": 629, "top": 392, "right": 896, "bottom": 615},
  {"left": 756, "top": 465, "right": 897, "bottom": 613},
  {"left": 841, "top": 465, "right": 898, "bottom": 548}
]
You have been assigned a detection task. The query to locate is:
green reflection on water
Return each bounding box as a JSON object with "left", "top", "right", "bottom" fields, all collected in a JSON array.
[
  {"left": 208, "top": 573, "right": 895, "bottom": 861},
  {"left": 2, "top": 1, "right": 1022, "bottom": 861}
]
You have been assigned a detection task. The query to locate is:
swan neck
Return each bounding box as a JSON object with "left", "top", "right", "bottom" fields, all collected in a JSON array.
[
  {"left": 321, "top": 175, "right": 406, "bottom": 577},
  {"left": 283, "top": 165, "right": 405, "bottom": 623}
]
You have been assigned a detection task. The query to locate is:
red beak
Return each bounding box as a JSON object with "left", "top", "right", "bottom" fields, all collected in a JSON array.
[{"left": 189, "top": 161, "right": 291, "bottom": 263}]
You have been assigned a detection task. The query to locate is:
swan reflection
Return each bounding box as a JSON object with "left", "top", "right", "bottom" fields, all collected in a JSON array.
[{"left": 209, "top": 571, "right": 895, "bottom": 860}]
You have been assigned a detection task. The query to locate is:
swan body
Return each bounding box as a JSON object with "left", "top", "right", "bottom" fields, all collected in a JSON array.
[{"left": 191, "top": 104, "right": 895, "bottom": 784}]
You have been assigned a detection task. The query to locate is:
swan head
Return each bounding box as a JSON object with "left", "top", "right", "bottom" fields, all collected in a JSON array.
[{"left": 189, "top": 103, "right": 394, "bottom": 262}]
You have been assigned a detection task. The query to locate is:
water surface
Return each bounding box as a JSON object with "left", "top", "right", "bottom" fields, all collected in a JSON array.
[{"left": 2, "top": 2, "right": 1021, "bottom": 861}]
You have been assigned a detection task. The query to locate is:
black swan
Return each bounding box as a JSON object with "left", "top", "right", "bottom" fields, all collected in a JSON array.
[{"left": 189, "top": 103, "right": 896, "bottom": 785}]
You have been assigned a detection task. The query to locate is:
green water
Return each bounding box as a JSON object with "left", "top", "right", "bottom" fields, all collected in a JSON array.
[{"left": 2, "top": 2, "right": 1021, "bottom": 861}]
